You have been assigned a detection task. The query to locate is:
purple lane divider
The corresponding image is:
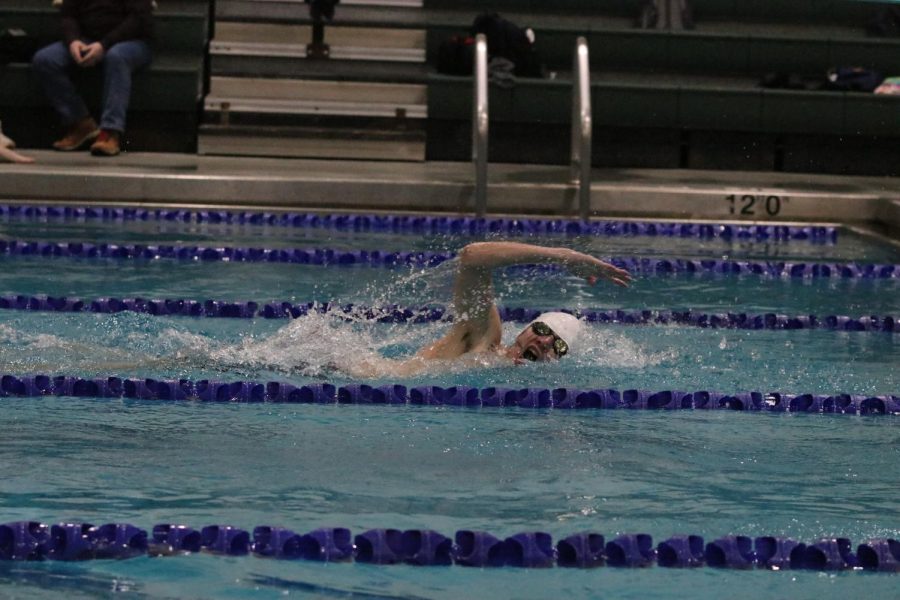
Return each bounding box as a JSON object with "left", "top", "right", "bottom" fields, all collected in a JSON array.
[
  {"left": 440, "top": 386, "right": 481, "bottom": 406},
  {"left": 824, "top": 394, "right": 864, "bottom": 414},
  {"left": 788, "top": 394, "right": 827, "bottom": 413},
  {"left": 89, "top": 524, "right": 148, "bottom": 559},
  {"left": 605, "top": 534, "right": 655, "bottom": 567},
  {"left": 705, "top": 536, "right": 755, "bottom": 569},
  {"left": 0, "top": 205, "right": 839, "bottom": 243},
  {"left": 338, "top": 384, "right": 373, "bottom": 403},
  {"left": 657, "top": 535, "right": 705, "bottom": 568},
  {"left": 401, "top": 530, "right": 452, "bottom": 566},
  {"left": 514, "top": 388, "right": 552, "bottom": 409},
  {"left": 857, "top": 539, "right": 900, "bottom": 572},
  {"left": 453, "top": 531, "right": 506, "bottom": 568},
  {"left": 371, "top": 384, "right": 408, "bottom": 404},
  {"left": 587, "top": 389, "right": 624, "bottom": 408},
  {"left": 265, "top": 381, "right": 297, "bottom": 402},
  {"left": 503, "top": 532, "right": 555, "bottom": 568},
  {"left": 226, "top": 381, "right": 266, "bottom": 402},
  {"left": 151, "top": 524, "right": 202, "bottom": 554},
  {"left": 295, "top": 383, "right": 337, "bottom": 404},
  {"left": 550, "top": 388, "right": 588, "bottom": 409},
  {"left": 2, "top": 519, "right": 900, "bottom": 571},
  {"left": 298, "top": 528, "right": 353, "bottom": 562},
  {"left": 557, "top": 533, "right": 605, "bottom": 568},
  {"left": 410, "top": 386, "right": 445, "bottom": 405},
  {"left": 122, "top": 378, "right": 153, "bottom": 400},
  {"left": 860, "top": 396, "right": 900, "bottom": 415},
  {"left": 480, "top": 387, "right": 516, "bottom": 407},
  {"left": 48, "top": 523, "right": 95, "bottom": 561},
  {"left": 623, "top": 389, "right": 689, "bottom": 410},
  {"left": 688, "top": 391, "right": 726, "bottom": 410},
  {"left": 754, "top": 536, "right": 804, "bottom": 570},
  {"left": 201, "top": 526, "right": 250, "bottom": 556},
  {"left": 499, "top": 306, "right": 542, "bottom": 322},
  {"left": 14, "top": 243, "right": 900, "bottom": 281},
  {"left": 252, "top": 527, "right": 303, "bottom": 559},
  {"left": 0, "top": 521, "right": 49, "bottom": 560},
  {"left": 1, "top": 374, "right": 897, "bottom": 418},
  {"left": 354, "top": 529, "right": 403, "bottom": 564},
  {"left": 194, "top": 380, "right": 228, "bottom": 402},
  {"left": 3, "top": 295, "right": 900, "bottom": 334},
  {"left": 802, "top": 538, "right": 857, "bottom": 570}
]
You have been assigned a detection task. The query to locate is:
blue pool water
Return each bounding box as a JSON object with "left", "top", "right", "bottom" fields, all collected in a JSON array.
[{"left": 0, "top": 217, "right": 898, "bottom": 598}]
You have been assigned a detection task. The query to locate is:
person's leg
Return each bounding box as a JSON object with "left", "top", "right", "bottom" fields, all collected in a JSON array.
[
  {"left": 91, "top": 40, "right": 151, "bottom": 156},
  {"left": 98, "top": 40, "right": 152, "bottom": 134},
  {"left": 31, "top": 42, "right": 92, "bottom": 126}
]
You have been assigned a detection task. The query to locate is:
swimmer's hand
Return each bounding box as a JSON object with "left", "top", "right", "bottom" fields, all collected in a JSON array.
[{"left": 563, "top": 250, "right": 633, "bottom": 287}]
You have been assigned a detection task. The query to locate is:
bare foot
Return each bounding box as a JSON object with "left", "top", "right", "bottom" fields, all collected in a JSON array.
[{"left": 0, "top": 146, "right": 34, "bottom": 164}]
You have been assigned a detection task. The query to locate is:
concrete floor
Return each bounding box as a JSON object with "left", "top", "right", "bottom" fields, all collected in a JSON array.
[{"left": 1, "top": 150, "right": 899, "bottom": 239}]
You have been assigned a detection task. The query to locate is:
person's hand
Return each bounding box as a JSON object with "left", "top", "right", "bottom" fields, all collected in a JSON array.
[
  {"left": 79, "top": 42, "right": 105, "bottom": 67},
  {"left": 564, "top": 251, "right": 633, "bottom": 287},
  {"left": 68, "top": 40, "right": 88, "bottom": 64}
]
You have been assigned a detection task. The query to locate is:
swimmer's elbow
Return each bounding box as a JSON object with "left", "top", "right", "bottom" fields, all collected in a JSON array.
[
  {"left": 458, "top": 242, "right": 493, "bottom": 268},
  {"left": 458, "top": 243, "right": 478, "bottom": 264}
]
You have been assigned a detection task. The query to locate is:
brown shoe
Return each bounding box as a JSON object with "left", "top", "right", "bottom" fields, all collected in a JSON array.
[
  {"left": 90, "top": 129, "right": 121, "bottom": 156},
  {"left": 53, "top": 117, "right": 100, "bottom": 151}
]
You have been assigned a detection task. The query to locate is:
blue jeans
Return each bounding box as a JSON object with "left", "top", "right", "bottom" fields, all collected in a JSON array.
[{"left": 31, "top": 40, "right": 152, "bottom": 133}]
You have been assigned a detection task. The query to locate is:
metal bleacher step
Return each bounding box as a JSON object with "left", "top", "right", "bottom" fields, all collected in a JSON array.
[
  {"left": 204, "top": 76, "right": 427, "bottom": 118},
  {"left": 198, "top": 123, "right": 425, "bottom": 161},
  {"left": 210, "top": 22, "right": 427, "bottom": 81},
  {"left": 216, "top": 0, "right": 427, "bottom": 25},
  {"left": 211, "top": 22, "right": 424, "bottom": 62},
  {"left": 202, "top": 0, "right": 426, "bottom": 160}
]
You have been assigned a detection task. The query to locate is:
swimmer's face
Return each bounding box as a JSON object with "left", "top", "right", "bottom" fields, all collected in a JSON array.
[{"left": 514, "top": 322, "right": 567, "bottom": 362}]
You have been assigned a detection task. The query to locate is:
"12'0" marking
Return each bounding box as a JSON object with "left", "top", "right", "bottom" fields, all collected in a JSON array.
[{"left": 726, "top": 194, "right": 788, "bottom": 217}]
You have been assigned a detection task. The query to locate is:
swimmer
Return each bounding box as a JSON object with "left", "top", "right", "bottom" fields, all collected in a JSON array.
[
  {"left": 340, "top": 241, "right": 632, "bottom": 378},
  {"left": 1, "top": 242, "right": 630, "bottom": 379}
]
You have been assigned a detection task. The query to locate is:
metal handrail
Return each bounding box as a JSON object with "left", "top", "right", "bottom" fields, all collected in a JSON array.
[
  {"left": 570, "top": 36, "right": 592, "bottom": 221},
  {"left": 472, "top": 33, "right": 488, "bottom": 217}
]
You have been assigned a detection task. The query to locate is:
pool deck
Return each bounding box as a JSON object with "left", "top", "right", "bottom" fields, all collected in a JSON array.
[{"left": 1, "top": 150, "right": 899, "bottom": 240}]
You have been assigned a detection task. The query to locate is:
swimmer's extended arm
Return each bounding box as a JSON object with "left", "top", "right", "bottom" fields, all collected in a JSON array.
[{"left": 453, "top": 241, "right": 632, "bottom": 313}]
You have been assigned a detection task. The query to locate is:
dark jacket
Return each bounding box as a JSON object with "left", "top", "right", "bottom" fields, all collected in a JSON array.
[{"left": 61, "top": 0, "right": 154, "bottom": 49}]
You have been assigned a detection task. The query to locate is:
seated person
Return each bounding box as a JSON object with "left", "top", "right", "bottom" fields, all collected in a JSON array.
[{"left": 31, "top": 0, "right": 153, "bottom": 156}]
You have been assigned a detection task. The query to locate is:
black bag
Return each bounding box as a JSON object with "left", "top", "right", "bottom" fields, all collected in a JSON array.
[
  {"left": 0, "top": 28, "right": 39, "bottom": 65},
  {"left": 436, "top": 34, "right": 475, "bottom": 76},
  {"left": 822, "top": 67, "right": 884, "bottom": 92},
  {"left": 470, "top": 12, "right": 543, "bottom": 78}
]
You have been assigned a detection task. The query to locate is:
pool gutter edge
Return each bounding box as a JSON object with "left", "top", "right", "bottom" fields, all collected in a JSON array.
[{"left": 0, "top": 152, "right": 898, "bottom": 237}]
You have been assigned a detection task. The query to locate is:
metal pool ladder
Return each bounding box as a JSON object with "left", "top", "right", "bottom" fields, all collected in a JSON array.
[
  {"left": 571, "top": 36, "right": 592, "bottom": 221},
  {"left": 471, "top": 35, "right": 592, "bottom": 218},
  {"left": 472, "top": 33, "right": 489, "bottom": 217}
]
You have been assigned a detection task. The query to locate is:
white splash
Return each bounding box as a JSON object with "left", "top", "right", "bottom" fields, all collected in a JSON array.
[
  {"left": 574, "top": 326, "right": 678, "bottom": 369},
  {"left": 168, "top": 310, "right": 429, "bottom": 378}
]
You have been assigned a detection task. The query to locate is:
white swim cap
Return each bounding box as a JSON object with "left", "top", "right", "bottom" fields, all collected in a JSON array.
[{"left": 527, "top": 312, "right": 584, "bottom": 354}]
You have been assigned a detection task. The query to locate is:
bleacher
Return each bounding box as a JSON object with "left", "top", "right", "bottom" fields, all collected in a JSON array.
[
  {"left": 423, "top": 0, "right": 900, "bottom": 175},
  {"left": 0, "top": 0, "right": 209, "bottom": 152},
  {"left": 2, "top": 0, "right": 899, "bottom": 176}
]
